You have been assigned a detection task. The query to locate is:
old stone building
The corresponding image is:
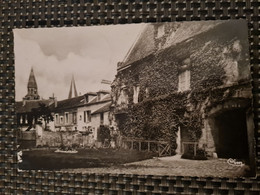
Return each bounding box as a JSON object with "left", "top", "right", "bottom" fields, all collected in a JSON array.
[{"left": 111, "top": 20, "right": 254, "bottom": 164}]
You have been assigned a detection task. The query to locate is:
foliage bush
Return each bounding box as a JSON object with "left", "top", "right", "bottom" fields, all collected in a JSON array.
[
  {"left": 181, "top": 148, "right": 208, "bottom": 160},
  {"left": 98, "top": 125, "right": 111, "bottom": 143}
]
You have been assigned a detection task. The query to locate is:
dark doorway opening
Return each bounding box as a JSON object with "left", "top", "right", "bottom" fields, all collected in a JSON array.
[
  {"left": 214, "top": 108, "right": 249, "bottom": 159},
  {"left": 115, "top": 113, "right": 128, "bottom": 132}
]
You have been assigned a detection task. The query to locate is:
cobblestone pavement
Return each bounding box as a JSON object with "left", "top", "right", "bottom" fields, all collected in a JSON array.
[{"left": 63, "top": 155, "right": 250, "bottom": 178}]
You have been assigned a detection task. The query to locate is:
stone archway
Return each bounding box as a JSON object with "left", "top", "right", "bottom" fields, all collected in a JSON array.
[
  {"left": 206, "top": 98, "right": 254, "bottom": 164},
  {"left": 211, "top": 108, "right": 248, "bottom": 159}
]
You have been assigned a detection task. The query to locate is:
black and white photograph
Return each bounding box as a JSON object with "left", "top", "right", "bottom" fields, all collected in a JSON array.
[{"left": 14, "top": 20, "right": 255, "bottom": 177}]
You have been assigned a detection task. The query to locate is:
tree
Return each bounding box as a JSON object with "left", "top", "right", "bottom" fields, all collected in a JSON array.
[
  {"left": 37, "top": 103, "right": 54, "bottom": 130},
  {"left": 27, "top": 103, "right": 54, "bottom": 131}
]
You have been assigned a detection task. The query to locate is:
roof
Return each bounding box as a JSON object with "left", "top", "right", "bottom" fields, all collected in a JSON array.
[
  {"left": 52, "top": 93, "right": 112, "bottom": 112},
  {"left": 119, "top": 24, "right": 155, "bottom": 69},
  {"left": 118, "top": 21, "right": 225, "bottom": 70},
  {"left": 92, "top": 102, "right": 112, "bottom": 115},
  {"left": 85, "top": 92, "right": 97, "bottom": 96},
  {"left": 97, "top": 90, "right": 110, "bottom": 94},
  {"left": 84, "top": 94, "right": 111, "bottom": 105},
  {"left": 16, "top": 99, "right": 53, "bottom": 113},
  {"left": 54, "top": 95, "right": 85, "bottom": 111}
]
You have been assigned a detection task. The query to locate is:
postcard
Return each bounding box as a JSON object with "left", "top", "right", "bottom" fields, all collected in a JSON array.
[{"left": 14, "top": 20, "right": 255, "bottom": 177}]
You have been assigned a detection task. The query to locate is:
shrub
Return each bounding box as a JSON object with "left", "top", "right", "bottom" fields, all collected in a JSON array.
[
  {"left": 98, "top": 125, "right": 111, "bottom": 143},
  {"left": 181, "top": 148, "right": 207, "bottom": 160},
  {"left": 72, "top": 143, "right": 79, "bottom": 149}
]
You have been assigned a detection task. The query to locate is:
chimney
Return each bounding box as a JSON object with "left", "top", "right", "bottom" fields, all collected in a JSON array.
[
  {"left": 54, "top": 97, "right": 57, "bottom": 107},
  {"left": 49, "top": 93, "right": 58, "bottom": 107}
]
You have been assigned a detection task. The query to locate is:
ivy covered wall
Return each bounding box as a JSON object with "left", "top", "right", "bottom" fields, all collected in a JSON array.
[{"left": 111, "top": 21, "right": 252, "bottom": 154}]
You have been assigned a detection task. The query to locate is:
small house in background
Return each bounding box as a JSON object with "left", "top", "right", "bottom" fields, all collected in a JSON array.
[
  {"left": 46, "top": 89, "right": 112, "bottom": 147},
  {"left": 49, "top": 75, "right": 112, "bottom": 135},
  {"left": 48, "top": 76, "right": 112, "bottom": 141},
  {"left": 51, "top": 95, "right": 84, "bottom": 132},
  {"left": 76, "top": 90, "right": 112, "bottom": 140}
]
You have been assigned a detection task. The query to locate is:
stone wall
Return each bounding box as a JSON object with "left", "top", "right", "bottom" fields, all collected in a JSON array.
[
  {"left": 19, "top": 130, "right": 36, "bottom": 141},
  {"left": 36, "top": 131, "right": 98, "bottom": 148}
]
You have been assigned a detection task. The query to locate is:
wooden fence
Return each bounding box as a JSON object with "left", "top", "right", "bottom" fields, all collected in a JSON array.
[
  {"left": 121, "top": 138, "right": 172, "bottom": 157},
  {"left": 181, "top": 141, "right": 198, "bottom": 156}
]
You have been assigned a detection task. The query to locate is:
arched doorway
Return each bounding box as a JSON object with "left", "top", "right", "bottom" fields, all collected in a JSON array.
[
  {"left": 213, "top": 108, "right": 248, "bottom": 159},
  {"left": 207, "top": 98, "right": 254, "bottom": 161}
]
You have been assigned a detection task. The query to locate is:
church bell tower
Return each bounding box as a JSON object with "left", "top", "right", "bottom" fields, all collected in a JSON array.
[
  {"left": 24, "top": 67, "right": 40, "bottom": 100},
  {"left": 68, "top": 75, "right": 78, "bottom": 99}
]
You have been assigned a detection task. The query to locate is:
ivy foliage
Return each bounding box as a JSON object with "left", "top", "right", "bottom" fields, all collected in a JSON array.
[{"left": 112, "top": 21, "right": 251, "bottom": 152}]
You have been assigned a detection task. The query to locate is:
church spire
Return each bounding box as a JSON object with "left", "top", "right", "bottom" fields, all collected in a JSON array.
[
  {"left": 24, "top": 67, "right": 40, "bottom": 100},
  {"left": 68, "top": 75, "right": 78, "bottom": 99}
]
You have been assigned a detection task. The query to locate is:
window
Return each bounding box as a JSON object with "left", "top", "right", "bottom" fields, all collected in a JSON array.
[
  {"left": 20, "top": 115, "right": 23, "bottom": 124},
  {"left": 25, "top": 115, "right": 28, "bottom": 124},
  {"left": 72, "top": 112, "right": 77, "bottom": 124},
  {"left": 100, "top": 113, "right": 104, "bottom": 125},
  {"left": 60, "top": 116, "right": 63, "bottom": 124},
  {"left": 84, "top": 110, "right": 91, "bottom": 123},
  {"left": 87, "top": 111, "right": 91, "bottom": 122},
  {"left": 118, "top": 87, "right": 128, "bottom": 105},
  {"left": 133, "top": 86, "right": 140, "bottom": 104},
  {"left": 84, "top": 111, "right": 86, "bottom": 122},
  {"left": 178, "top": 70, "right": 190, "bottom": 92},
  {"left": 65, "top": 112, "right": 69, "bottom": 124},
  {"left": 55, "top": 114, "right": 59, "bottom": 124}
]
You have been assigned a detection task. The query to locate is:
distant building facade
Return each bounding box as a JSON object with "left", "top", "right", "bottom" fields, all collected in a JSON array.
[
  {"left": 16, "top": 68, "right": 113, "bottom": 146},
  {"left": 76, "top": 91, "right": 111, "bottom": 140},
  {"left": 16, "top": 68, "right": 54, "bottom": 131},
  {"left": 49, "top": 77, "right": 112, "bottom": 141},
  {"left": 111, "top": 21, "right": 254, "bottom": 164}
]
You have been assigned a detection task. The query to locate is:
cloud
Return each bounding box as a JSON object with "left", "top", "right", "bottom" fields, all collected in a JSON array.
[{"left": 14, "top": 24, "right": 144, "bottom": 101}]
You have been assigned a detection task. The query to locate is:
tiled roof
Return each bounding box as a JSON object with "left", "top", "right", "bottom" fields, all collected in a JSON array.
[
  {"left": 92, "top": 102, "right": 112, "bottom": 115},
  {"left": 118, "top": 21, "right": 225, "bottom": 70},
  {"left": 16, "top": 99, "right": 53, "bottom": 113},
  {"left": 54, "top": 95, "right": 85, "bottom": 111},
  {"left": 52, "top": 93, "right": 112, "bottom": 112},
  {"left": 120, "top": 24, "right": 155, "bottom": 69}
]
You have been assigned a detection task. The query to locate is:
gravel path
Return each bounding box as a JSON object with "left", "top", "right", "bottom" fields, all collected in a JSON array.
[{"left": 62, "top": 155, "right": 250, "bottom": 177}]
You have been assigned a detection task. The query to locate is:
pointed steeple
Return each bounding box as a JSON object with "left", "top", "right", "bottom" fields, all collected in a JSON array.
[
  {"left": 24, "top": 67, "right": 40, "bottom": 100},
  {"left": 68, "top": 75, "right": 78, "bottom": 99},
  {"left": 28, "top": 68, "right": 37, "bottom": 88}
]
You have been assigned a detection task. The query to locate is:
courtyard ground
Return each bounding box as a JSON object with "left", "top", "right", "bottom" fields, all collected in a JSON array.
[
  {"left": 20, "top": 148, "right": 251, "bottom": 177},
  {"left": 19, "top": 148, "right": 156, "bottom": 170},
  {"left": 64, "top": 155, "right": 251, "bottom": 178}
]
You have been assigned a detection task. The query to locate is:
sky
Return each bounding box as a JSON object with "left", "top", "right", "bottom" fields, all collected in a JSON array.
[{"left": 14, "top": 24, "right": 145, "bottom": 101}]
